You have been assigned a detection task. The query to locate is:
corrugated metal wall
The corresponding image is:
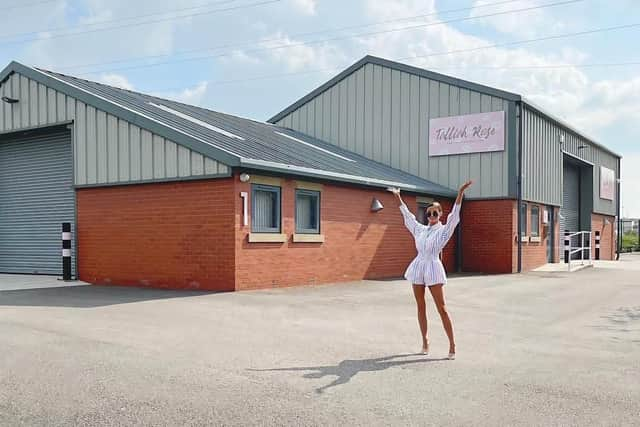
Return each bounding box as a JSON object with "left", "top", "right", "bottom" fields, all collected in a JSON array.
[
  {"left": 0, "top": 72, "right": 229, "bottom": 186},
  {"left": 275, "top": 63, "right": 512, "bottom": 199},
  {"left": 522, "top": 106, "right": 618, "bottom": 216},
  {"left": 0, "top": 129, "right": 76, "bottom": 275}
]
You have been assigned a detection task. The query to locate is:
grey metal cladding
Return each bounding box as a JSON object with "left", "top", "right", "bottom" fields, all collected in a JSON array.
[
  {"left": 0, "top": 69, "right": 230, "bottom": 186},
  {"left": 268, "top": 55, "right": 521, "bottom": 123},
  {"left": 0, "top": 128, "right": 76, "bottom": 275},
  {"left": 270, "top": 56, "right": 620, "bottom": 204},
  {"left": 522, "top": 105, "right": 618, "bottom": 216},
  {"left": 523, "top": 98, "right": 621, "bottom": 159},
  {"left": 271, "top": 61, "right": 512, "bottom": 199},
  {"left": 0, "top": 61, "right": 454, "bottom": 196}
]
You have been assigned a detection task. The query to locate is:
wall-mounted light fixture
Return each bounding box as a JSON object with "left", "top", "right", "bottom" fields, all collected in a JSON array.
[
  {"left": 577, "top": 145, "right": 588, "bottom": 150},
  {"left": 371, "top": 198, "right": 384, "bottom": 212},
  {"left": 1, "top": 96, "right": 19, "bottom": 104},
  {"left": 239, "top": 173, "right": 250, "bottom": 183}
]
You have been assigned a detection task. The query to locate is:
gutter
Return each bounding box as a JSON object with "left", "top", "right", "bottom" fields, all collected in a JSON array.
[
  {"left": 240, "top": 158, "right": 459, "bottom": 198},
  {"left": 616, "top": 157, "right": 622, "bottom": 260}
]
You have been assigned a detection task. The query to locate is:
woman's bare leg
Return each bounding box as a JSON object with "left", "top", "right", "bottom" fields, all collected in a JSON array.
[
  {"left": 428, "top": 284, "right": 455, "bottom": 355},
  {"left": 412, "top": 284, "right": 429, "bottom": 353}
]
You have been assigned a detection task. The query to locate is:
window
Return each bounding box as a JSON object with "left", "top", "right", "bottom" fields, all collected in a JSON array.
[
  {"left": 417, "top": 204, "right": 428, "bottom": 225},
  {"left": 252, "top": 184, "right": 281, "bottom": 233},
  {"left": 531, "top": 206, "right": 540, "bottom": 237},
  {"left": 295, "top": 189, "right": 320, "bottom": 234},
  {"left": 520, "top": 203, "right": 528, "bottom": 236}
]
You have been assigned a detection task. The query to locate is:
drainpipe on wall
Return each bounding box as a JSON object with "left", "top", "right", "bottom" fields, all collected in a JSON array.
[
  {"left": 616, "top": 156, "right": 622, "bottom": 260},
  {"left": 517, "top": 102, "right": 523, "bottom": 273}
]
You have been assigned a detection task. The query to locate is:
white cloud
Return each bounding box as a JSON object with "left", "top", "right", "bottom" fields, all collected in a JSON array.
[
  {"left": 356, "top": 0, "right": 640, "bottom": 141},
  {"left": 289, "top": 0, "right": 317, "bottom": 15},
  {"left": 219, "top": 50, "right": 263, "bottom": 66},
  {"left": 98, "top": 73, "right": 134, "bottom": 90},
  {"left": 469, "top": 0, "right": 566, "bottom": 38},
  {"left": 365, "top": 0, "right": 435, "bottom": 19},
  {"left": 155, "top": 81, "right": 209, "bottom": 105},
  {"left": 258, "top": 31, "right": 348, "bottom": 72},
  {"left": 20, "top": 0, "right": 180, "bottom": 69}
]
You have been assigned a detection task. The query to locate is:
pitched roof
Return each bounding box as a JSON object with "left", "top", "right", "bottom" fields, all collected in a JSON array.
[
  {"left": 268, "top": 55, "right": 521, "bottom": 124},
  {"left": 268, "top": 55, "right": 621, "bottom": 159},
  {"left": 0, "top": 61, "right": 457, "bottom": 197}
]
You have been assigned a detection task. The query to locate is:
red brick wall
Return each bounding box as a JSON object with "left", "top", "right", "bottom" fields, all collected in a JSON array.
[
  {"left": 77, "top": 179, "right": 236, "bottom": 291},
  {"left": 234, "top": 175, "right": 458, "bottom": 290},
  {"left": 520, "top": 203, "right": 558, "bottom": 271},
  {"left": 460, "top": 199, "right": 516, "bottom": 274},
  {"left": 591, "top": 213, "right": 616, "bottom": 260}
]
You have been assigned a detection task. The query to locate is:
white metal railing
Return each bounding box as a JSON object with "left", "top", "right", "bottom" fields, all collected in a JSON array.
[{"left": 567, "top": 231, "right": 592, "bottom": 272}]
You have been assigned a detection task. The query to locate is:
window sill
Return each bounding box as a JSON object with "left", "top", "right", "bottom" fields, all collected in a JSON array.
[
  {"left": 530, "top": 236, "right": 541, "bottom": 243},
  {"left": 293, "top": 234, "right": 325, "bottom": 243},
  {"left": 248, "top": 233, "right": 287, "bottom": 243}
]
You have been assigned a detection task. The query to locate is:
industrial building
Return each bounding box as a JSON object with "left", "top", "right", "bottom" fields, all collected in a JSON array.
[
  {"left": 0, "top": 60, "right": 458, "bottom": 291},
  {"left": 0, "top": 56, "right": 621, "bottom": 291},
  {"left": 270, "top": 56, "right": 622, "bottom": 273}
]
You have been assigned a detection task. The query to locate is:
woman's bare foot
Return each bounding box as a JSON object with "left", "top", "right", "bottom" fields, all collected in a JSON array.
[
  {"left": 448, "top": 344, "right": 455, "bottom": 359},
  {"left": 421, "top": 340, "right": 429, "bottom": 355}
]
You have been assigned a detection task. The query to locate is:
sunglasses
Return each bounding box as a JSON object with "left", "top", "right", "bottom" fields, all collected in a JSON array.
[{"left": 426, "top": 211, "right": 440, "bottom": 218}]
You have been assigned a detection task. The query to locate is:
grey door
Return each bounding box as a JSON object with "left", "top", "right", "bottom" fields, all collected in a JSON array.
[
  {"left": 546, "top": 206, "right": 554, "bottom": 262},
  {"left": 561, "top": 163, "right": 580, "bottom": 260},
  {"left": 0, "top": 128, "right": 75, "bottom": 275}
]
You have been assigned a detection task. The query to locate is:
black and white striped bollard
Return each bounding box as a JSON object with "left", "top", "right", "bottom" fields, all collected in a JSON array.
[
  {"left": 62, "top": 222, "right": 72, "bottom": 281},
  {"left": 595, "top": 231, "right": 600, "bottom": 260},
  {"left": 564, "top": 231, "right": 570, "bottom": 263}
]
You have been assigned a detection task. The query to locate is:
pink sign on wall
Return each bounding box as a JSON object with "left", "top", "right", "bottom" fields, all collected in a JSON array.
[
  {"left": 600, "top": 166, "right": 615, "bottom": 201},
  {"left": 429, "top": 111, "right": 505, "bottom": 156}
]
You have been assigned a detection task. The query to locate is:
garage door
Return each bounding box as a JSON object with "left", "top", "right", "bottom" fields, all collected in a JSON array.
[
  {"left": 0, "top": 128, "right": 75, "bottom": 275},
  {"left": 561, "top": 163, "right": 580, "bottom": 259}
]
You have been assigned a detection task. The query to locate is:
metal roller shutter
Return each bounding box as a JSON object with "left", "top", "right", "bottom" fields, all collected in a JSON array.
[
  {"left": 0, "top": 128, "right": 75, "bottom": 275},
  {"left": 561, "top": 163, "right": 580, "bottom": 259}
]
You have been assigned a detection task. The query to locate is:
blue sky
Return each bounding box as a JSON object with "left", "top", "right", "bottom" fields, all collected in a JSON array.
[{"left": 1, "top": 0, "right": 638, "bottom": 216}]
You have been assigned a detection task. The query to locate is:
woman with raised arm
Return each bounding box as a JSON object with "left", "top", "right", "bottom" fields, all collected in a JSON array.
[{"left": 389, "top": 181, "right": 472, "bottom": 360}]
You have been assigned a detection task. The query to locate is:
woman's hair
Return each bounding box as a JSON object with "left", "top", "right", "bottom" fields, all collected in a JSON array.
[{"left": 427, "top": 202, "right": 443, "bottom": 214}]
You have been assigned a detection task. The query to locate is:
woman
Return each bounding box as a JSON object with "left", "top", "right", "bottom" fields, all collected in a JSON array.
[{"left": 389, "top": 181, "right": 472, "bottom": 360}]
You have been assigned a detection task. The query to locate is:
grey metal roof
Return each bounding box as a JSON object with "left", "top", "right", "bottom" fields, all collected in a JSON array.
[
  {"left": 0, "top": 61, "right": 457, "bottom": 197},
  {"left": 268, "top": 55, "right": 621, "bottom": 159}
]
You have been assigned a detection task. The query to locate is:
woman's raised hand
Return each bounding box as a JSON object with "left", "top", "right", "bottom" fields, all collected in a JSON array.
[
  {"left": 459, "top": 180, "right": 473, "bottom": 193},
  {"left": 387, "top": 187, "right": 401, "bottom": 195}
]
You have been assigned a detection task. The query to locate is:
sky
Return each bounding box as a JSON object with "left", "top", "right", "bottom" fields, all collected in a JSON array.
[{"left": 1, "top": 0, "right": 638, "bottom": 217}]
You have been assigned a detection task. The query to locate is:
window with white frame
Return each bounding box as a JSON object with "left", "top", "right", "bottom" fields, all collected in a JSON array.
[
  {"left": 520, "top": 203, "right": 528, "bottom": 237},
  {"left": 531, "top": 206, "right": 540, "bottom": 237}
]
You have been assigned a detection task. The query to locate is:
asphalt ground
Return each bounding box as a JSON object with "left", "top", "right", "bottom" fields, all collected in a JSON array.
[{"left": 1, "top": 255, "right": 639, "bottom": 426}]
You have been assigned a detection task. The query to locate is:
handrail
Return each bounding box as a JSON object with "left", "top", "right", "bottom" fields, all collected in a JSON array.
[{"left": 567, "top": 231, "right": 592, "bottom": 272}]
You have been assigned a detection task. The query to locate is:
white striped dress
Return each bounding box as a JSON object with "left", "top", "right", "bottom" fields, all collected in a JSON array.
[{"left": 399, "top": 202, "right": 461, "bottom": 286}]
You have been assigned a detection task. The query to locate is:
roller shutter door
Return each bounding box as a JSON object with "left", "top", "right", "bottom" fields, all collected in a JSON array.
[
  {"left": 561, "top": 163, "right": 580, "bottom": 259},
  {"left": 0, "top": 128, "right": 75, "bottom": 275}
]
